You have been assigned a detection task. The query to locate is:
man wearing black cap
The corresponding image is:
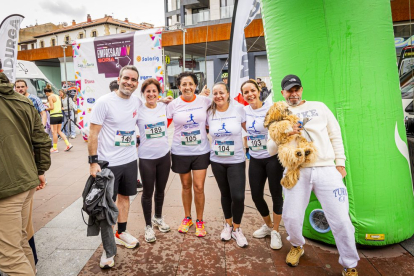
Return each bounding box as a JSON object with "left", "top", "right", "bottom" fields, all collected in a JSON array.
[{"left": 268, "top": 75, "right": 359, "bottom": 276}]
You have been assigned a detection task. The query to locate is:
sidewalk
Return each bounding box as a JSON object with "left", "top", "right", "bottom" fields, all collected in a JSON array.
[{"left": 25, "top": 136, "right": 414, "bottom": 275}]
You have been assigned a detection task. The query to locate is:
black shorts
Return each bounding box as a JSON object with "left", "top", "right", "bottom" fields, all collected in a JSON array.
[
  {"left": 50, "top": 116, "right": 63, "bottom": 125},
  {"left": 108, "top": 159, "right": 138, "bottom": 201},
  {"left": 171, "top": 152, "right": 210, "bottom": 174}
]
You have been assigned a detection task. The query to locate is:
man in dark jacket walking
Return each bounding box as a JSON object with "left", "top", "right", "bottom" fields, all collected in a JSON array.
[{"left": 0, "top": 71, "right": 51, "bottom": 275}]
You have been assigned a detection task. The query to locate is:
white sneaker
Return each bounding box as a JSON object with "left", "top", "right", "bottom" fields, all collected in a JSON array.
[
  {"left": 220, "top": 223, "right": 232, "bottom": 241},
  {"left": 253, "top": 224, "right": 272, "bottom": 238},
  {"left": 270, "top": 230, "right": 283, "bottom": 250},
  {"left": 145, "top": 225, "right": 156, "bottom": 243},
  {"left": 99, "top": 250, "right": 114, "bottom": 269},
  {"left": 115, "top": 230, "right": 139, "bottom": 249},
  {"left": 152, "top": 216, "right": 171, "bottom": 233},
  {"left": 231, "top": 228, "right": 248, "bottom": 248}
]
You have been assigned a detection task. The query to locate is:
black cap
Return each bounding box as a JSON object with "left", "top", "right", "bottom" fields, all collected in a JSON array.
[{"left": 281, "top": 74, "right": 302, "bottom": 91}]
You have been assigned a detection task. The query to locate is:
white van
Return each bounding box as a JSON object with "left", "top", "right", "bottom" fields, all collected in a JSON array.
[{"left": 15, "top": 60, "right": 59, "bottom": 103}]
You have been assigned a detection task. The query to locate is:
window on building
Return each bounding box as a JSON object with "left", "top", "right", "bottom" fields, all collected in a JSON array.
[
  {"left": 51, "top": 38, "right": 56, "bottom": 46},
  {"left": 167, "top": 0, "right": 173, "bottom": 12},
  {"left": 31, "top": 43, "right": 35, "bottom": 49},
  {"left": 64, "top": 35, "right": 70, "bottom": 44},
  {"left": 220, "top": 0, "right": 235, "bottom": 6},
  {"left": 394, "top": 24, "right": 414, "bottom": 38},
  {"left": 21, "top": 45, "right": 27, "bottom": 50},
  {"left": 177, "top": 15, "right": 181, "bottom": 24},
  {"left": 91, "top": 30, "right": 97, "bottom": 37},
  {"left": 167, "top": 17, "right": 172, "bottom": 27},
  {"left": 79, "top": 32, "right": 84, "bottom": 39},
  {"left": 176, "top": 0, "right": 180, "bottom": 8},
  {"left": 40, "top": 41, "right": 44, "bottom": 48}
]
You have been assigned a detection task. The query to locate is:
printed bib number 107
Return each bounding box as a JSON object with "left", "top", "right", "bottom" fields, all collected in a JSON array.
[
  {"left": 115, "top": 130, "right": 135, "bottom": 147},
  {"left": 214, "top": 141, "right": 235, "bottom": 156},
  {"left": 247, "top": 135, "right": 267, "bottom": 151},
  {"left": 181, "top": 130, "right": 201, "bottom": 146}
]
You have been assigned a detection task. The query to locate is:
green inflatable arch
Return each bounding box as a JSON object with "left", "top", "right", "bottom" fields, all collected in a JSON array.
[{"left": 261, "top": 0, "right": 414, "bottom": 245}]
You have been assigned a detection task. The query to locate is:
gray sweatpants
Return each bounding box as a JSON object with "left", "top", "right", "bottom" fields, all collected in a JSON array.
[{"left": 282, "top": 166, "right": 359, "bottom": 268}]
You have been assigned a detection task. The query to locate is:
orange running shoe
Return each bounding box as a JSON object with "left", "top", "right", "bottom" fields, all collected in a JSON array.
[
  {"left": 195, "top": 219, "right": 206, "bottom": 237},
  {"left": 178, "top": 217, "right": 193, "bottom": 233}
]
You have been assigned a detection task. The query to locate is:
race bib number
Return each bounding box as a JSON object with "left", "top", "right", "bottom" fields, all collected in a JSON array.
[
  {"left": 181, "top": 130, "right": 201, "bottom": 146},
  {"left": 213, "top": 141, "right": 235, "bottom": 156},
  {"left": 114, "top": 130, "right": 135, "bottom": 147},
  {"left": 145, "top": 122, "right": 166, "bottom": 139},
  {"left": 247, "top": 135, "right": 267, "bottom": 151}
]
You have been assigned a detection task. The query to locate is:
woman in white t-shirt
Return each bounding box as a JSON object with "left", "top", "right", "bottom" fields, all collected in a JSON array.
[
  {"left": 242, "top": 79, "right": 284, "bottom": 250},
  {"left": 137, "top": 78, "right": 171, "bottom": 243},
  {"left": 207, "top": 82, "right": 248, "bottom": 248},
  {"left": 166, "top": 72, "right": 211, "bottom": 237}
]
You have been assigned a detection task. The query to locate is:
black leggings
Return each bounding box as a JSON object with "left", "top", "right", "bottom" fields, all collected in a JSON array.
[
  {"left": 211, "top": 161, "right": 246, "bottom": 224},
  {"left": 249, "top": 155, "right": 284, "bottom": 216},
  {"left": 139, "top": 152, "right": 171, "bottom": 226}
]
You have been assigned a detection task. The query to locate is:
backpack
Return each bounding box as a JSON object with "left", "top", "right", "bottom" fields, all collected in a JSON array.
[{"left": 81, "top": 161, "right": 109, "bottom": 225}]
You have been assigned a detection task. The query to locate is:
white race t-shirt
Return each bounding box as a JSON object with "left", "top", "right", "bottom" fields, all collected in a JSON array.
[
  {"left": 166, "top": 95, "right": 211, "bottom": 156},
  {"left": 244, "top": 101, "right": 273, "bottom": 159},
  {"left": 90, "top": 92, "right": 142, "bottom": 166},
  {"left": 207, "top": 104, "right": 246, "bottom": 164},
  {"left": 137, "top": 102, "right": 169, "bottom": 160}
]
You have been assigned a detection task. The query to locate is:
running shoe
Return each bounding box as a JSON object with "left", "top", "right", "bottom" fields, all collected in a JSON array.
[
  {"left": 64, "top": 144, "right": 73, "bottom": 152},
  {"left": 342, "top": 268, "right": 358, "bottom": 276},
  {"left": 195, "top": 219, "right": 206, "bottom": 237},
  {"left": 144, "top": 225, "right": 156, "bottom": 243},
  {"left": 270, "top": 230, "right": 283, "bottom": 250},
  {"left": 286, "top": 246, "right": 304, "bottom": 267},
  {"left": 253, "top": 224, "right": 272, "bottom": 238},
  {"left": 70, "top": 135, "right": 76, "bottom": 139},
  {"left": 178, "top": 217, "right": 193, "bottom": 233},
  {"left": 152, "top": 216, "right": 171, "bottom": 233},
  {"left": 220, "top": 223, "right": 232, "bottom": 241},
  {"left": 100, "top": 250, "right": 114, "bottom": 269},
  {"left": 50, "top": 148, "right": 59, "bottom": 153},
  {"left": 115, "top": 230, "right": 139, "bottom": 249},
  {"left": 231, "top": 228, "right": 248, "bottom": 248},
  {"left": 137, "top": 180, "right": 143, "bottom": 192}
]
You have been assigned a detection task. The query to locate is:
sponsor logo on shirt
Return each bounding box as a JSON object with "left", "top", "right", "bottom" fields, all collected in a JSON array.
[
  {"left": 87, "top": 98, "right": 95, "bottom": 104},
  {"left": 247, "top": 120, "right": 260, "bottom": 135},
  {"left": 213, "top": 123, "right": 232, "bottom": 137},
  {"left": 295, "top": 109, "right": 319, "bottom": 120},
  {"left": 133, "top": 110, "right": 137, "bottom": 118},
  {"left": 183, "top": 114, "right": 199, "bottom": 129}
]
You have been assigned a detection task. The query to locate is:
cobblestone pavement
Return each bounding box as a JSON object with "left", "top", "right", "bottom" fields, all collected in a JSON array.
[{"left": 6, "top": 131, "right": 414, "bottom": 276}]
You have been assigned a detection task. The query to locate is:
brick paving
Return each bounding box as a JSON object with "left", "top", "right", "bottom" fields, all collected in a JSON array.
[{"left": 26, "top": 135, "right": 414, "bottom": 275}]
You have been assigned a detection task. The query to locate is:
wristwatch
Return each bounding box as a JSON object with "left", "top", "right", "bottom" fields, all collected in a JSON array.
[{"left": 88, "top": 155, "right": 99, "bottom": 164}]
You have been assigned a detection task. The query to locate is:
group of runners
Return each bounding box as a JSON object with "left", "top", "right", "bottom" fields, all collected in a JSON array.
[{"left": 88, "top": 65, "right": 359, "bottom": 276}]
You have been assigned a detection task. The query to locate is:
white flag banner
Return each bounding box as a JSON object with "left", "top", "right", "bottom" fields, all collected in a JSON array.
[
  {"left": 72, "top": 29, "right": 163, "bottom": 141},
  {"left": 228, "top": 0, "right": 261, "bottom": 105},
  {"left": 0, "top": 14, "right": 24, "bottom": 83}
]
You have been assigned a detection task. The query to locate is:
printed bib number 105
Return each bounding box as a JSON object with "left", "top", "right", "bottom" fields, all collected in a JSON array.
[
  {"left": 114, "top": 130, "right": 135, "bottom": 147},
  {"left": 181, "top": 130, "right": 201, "bottom": 146},
  {"left": 247, "top": 135, "right": 267, "bottom": 151}
]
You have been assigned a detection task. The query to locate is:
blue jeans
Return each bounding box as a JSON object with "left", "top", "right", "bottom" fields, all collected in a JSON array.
[{"left": 61, "top": 110, "right": 76, "bottom": 137}]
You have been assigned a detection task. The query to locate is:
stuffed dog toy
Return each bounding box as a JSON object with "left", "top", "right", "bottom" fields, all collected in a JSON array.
[{"left": 264, "top": 101, "right": 317, "bottom": 189}]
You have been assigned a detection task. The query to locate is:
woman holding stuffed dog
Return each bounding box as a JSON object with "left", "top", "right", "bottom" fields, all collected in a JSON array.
[
  {"left": 207, "top": 81, "right": 248, "bottom": 247},
  {"left": 241, "top": 79, "right": 284, "bottom": 250}
]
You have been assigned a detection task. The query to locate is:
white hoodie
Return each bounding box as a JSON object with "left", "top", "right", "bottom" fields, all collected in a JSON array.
[{"left": 267, "top": 101, "right": 346, "bottom": 167}]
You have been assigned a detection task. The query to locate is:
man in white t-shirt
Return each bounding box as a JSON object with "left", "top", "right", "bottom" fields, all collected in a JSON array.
[
  {"left": 268, "top": 75, "right": 359, "bottom": 276},
  {"left": 88, "top": 65, "right": 141, "bottom": 268}
]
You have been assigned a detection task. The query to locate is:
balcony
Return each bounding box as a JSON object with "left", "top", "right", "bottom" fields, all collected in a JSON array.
[
  {"left": 185, "top": 10, "right": 210, "bottom": 26},
  {"left": 220, "top": 5, "right": 234, "bottom": 19}
]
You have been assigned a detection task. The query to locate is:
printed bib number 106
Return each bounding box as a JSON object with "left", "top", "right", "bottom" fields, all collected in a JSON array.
[{"left": 114, "top": 130, "right": 135, "bottom": 147}]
